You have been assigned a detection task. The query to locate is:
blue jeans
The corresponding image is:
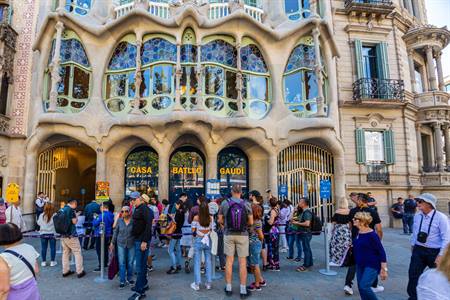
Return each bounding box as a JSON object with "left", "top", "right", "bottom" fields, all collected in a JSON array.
[
  {"left": 402, "top": 214, "right": 414, "bottom": 234},
  {"left": 117, "top": 245, "right": 135, "bottom": 284},
  {"left": 193, "top": 237, "right": 212, "bottom": 285},
  {"left": 356, "top": 265, "right": 379, "bottom": 300},
  {"left": 40, "top": 235, "right": 56, "bottom": 262},
  {"left": 299, "top": 232, "right": 313, "bottom": 267},
  {"left": 168, "top": 239, "right": 182, "bottom": 268},
  {"left": 134, "top": 241, "right": 149, "bottom": 294},
  {"left": 287, "top": 231, "right": 302, "bottom": 259},
  {"left": 249, "top": 240, "right": 262, "bottom": 266}
]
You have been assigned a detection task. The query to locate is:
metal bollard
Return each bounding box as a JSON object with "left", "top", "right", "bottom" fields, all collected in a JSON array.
[
  {"left": 319, "top": 222, "right": 337, "bottom": 276},
  {"left": 94, "top": 222, "right": 107, "bottom": 283}
]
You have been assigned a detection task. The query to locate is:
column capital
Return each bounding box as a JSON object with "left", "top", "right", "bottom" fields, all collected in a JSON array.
[{"left": 432, "top": 122, "right": 441, "bottom": 129}]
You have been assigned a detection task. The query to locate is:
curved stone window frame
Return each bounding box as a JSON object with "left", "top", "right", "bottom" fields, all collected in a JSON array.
[
  {"left": 43, "top": 30, "right": 92, "bottom": 113},
  {"left": 284, "top": 0, "right": 311, "bottom": 21},
  {"left": 103, "top": 34, "right": 138, "bottom": 116},
  {"left": 240, "top": 37, "right": 271, "bottom": 120},
  {"left": 283, "top": 36, "right": 328, "bottom": 118},
  {"left": 65, "top": 0, "right": 92, "bottom": 16}
]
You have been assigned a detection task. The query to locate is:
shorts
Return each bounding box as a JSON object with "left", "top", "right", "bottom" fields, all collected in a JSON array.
[
  {"left": 249, "top": 240, "right": 262, "bottom": 266},
  {"left": 224, "top": 235, "right": 249, "bottom": 258}
]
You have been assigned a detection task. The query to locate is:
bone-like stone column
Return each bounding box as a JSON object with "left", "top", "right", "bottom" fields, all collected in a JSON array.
[{"left": 47, "top": 21, "right": 64, "bottom": 112}]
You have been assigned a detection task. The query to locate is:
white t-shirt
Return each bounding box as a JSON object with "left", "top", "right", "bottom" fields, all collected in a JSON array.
[
  {"left": 76, "top": 215, "right": 86, "bottom": 236},
  {"left": 417, "top": 268, "right": 450, "bottom": 300},
  {"left": 0, "top": 243, "right": 39, "bottom": 285},
  {"left": 5, "top": 205, "right": 25, "bottom": 230}
]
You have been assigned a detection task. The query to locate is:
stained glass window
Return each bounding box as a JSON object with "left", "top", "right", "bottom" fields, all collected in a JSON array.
[
  {"left": 284, "top": 0, "right": 310, "bottom": 20},
  {"left": 285, "top": 44, "right": 315, "bottom": 73},
  {"left": 65, "top": 0, "right": 92, "bottom": 16},
  {"left": 141, "top": 38, "right": 177, "bottom": 65},
  {"left": 60, "top": 39, "right": 90, "bottom": 67},
  {"left": 181, "top": 44, "right": 198, "bottom": 63},
  {"left": 108, "top": 42, "right": 137, "bottom": 70},
  {"left": 240, "top": 44, "right": 267, "bottom": 73},
  {"left": 201, "top": 40, "right": 237, "bottom": 68}
]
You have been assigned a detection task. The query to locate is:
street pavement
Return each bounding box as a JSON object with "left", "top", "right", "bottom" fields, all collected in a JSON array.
[{"left": 27, "top": 228, "right": 411, "bottom": 300}]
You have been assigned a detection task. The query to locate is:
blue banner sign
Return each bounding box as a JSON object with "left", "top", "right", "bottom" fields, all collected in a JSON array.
[{"left": 320, "top": 179, "right": 331, "bottom": 199}]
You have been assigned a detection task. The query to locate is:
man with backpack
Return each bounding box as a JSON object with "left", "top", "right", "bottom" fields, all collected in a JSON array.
[
  {"left": 218, "top": 184, "right": 253, "bottom": 298},
  {"left": 292, "top": 197, "right": 314, "bottom": 272},
  {"left": 54, "top": 199, "right": 85, "bottom": 278}
]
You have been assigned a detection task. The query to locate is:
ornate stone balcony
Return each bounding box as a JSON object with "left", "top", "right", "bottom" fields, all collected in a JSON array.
[
  {"left": 421, "top": 172, "right": 450, "bottom": 186},
  {"left": 344, "top": 0, "right": 395, "bottom": 18},
  {"left": 414, "top": 91, "right": 450, "bottom": 108},
  {"left": 352, "top": 78, "right": 405, "bottom": 103}
]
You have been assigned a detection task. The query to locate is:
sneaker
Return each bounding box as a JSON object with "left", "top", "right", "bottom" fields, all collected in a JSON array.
[
  {"left": 247, "top": 283, "right": 262, "bottom": 292},
  {"left": 77, "top": 271, "right": 86, "bottom": 278},
  {"left": 176, "top": 265, "right": 182, "bottom": 271},
  {"left": 294, "top": 257, "right": 302, "bottom": 262},
  {"left": 50, "top": 261, "right": 57, "bottom": 267},
  {"left": 167, "top": 267, "right": 178, "bottom": 274},
  {"left": 240, "top": 289, "right": 251, "bottom": 299},
  {"left": 127, "top": 292, "right": 145, "bottom": 300},
  {"left": 344, "top": 285, "right": 354, "bottom": 295},
  {"left": 62, "top": 270, "right": 75, "bottom": 277},
  {"left": 205, "top": 283, "right": 212, "bottom": 290},
  {"left": 224, "top": 287, "right": 232, "bottom": 297},
  {"left": 286, "top": 256, "right": 293, "bottom": 260},
  {"left": 94, "top": 267, "right": 101, "bottom": 272},
  {"left": 119, "top": 283, "right": 126, "bottom": 289},
  {"left": 329, "top": 261, "right": 340, "bottom": 267},
  {"left": 147, "top": 266, "right": 154, "bottom": 272},
  {"left": 41, "top": 262, "right": 46, "bottom": 267},
  {"left": 190, "top": 282, "right": 200, "bottom": 291},
  {"left": 371, "top": 285, "right": 385, "bottom": 293},
  {"left": 184, "top": 260, "right": 191, "bottom": 273},
  {"left": 259, "top": 280, "right": 267, "bottom": 287}
]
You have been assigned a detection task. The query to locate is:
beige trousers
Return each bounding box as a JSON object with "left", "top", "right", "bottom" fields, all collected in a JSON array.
[{"left": 61, "top": 237, "right": 84, "bottom": 274}]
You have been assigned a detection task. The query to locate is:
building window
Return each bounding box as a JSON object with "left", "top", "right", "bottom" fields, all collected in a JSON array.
[
  {"left": 218, "top": 147, "right": 249, "bottom": 196},
  {"left": 362, "top": 46, "right": 378, "bottom": 79},
  {"left": 65, "top": 0, "right": 92, "bottom": 16},
  {"left": 414, "top": 65, "right": 423, "bottom": 93},
  {"left": 355, "top": 40, "right": 389, "bottom": 80},
  {"left": 284, "top": 0, "right": 310, "bottom": 20},
  {"left": 283, "top": 36, "right": 327, "bottom": 118},
  {"left": 355, "top": 128, "right": 395, "bottom": 165},
  {"left": 44, "top": 31, "right": 91, "bottom": 113},
  {"left": 244, "top": 0, "right": 263, "bottom": 8},
  {"left": 0, "top": 74, "right": 8, "bottom": 115},
  {"left": 180, "top": 29, "right": 198, "bottom": 110}
]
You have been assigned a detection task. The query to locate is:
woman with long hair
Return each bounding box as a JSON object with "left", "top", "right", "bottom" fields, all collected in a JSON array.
[
  {"left": 248, "top": 204, "right": 266, "bottom": 291},
  {"left": 417, "top": 244, "right": 450, "bottom": 299},
  {"left": 167, "top": 200, "right": 185, "bottom": 274},
  {"left": 190, "top": 200, "right": 214, "bottom": 291},
  {"left": 37, "top": 203, "right": 57, "bottom": 267},
  {"left": 287, "top": 202, "right": 303, "bottom": 262},
  {"left": 265, "top": 197, "right": 281, "bottom": 271}
]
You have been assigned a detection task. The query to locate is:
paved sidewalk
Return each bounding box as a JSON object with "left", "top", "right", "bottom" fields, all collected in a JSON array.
[{"left": 27, "top": 228, "right": 411, "bottom": 300}]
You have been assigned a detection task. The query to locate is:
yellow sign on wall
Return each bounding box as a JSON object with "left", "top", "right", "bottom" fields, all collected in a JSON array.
[
  {"left": 219, "top": 167, "right": 245, "bottom": 175},
  {"left": 96, "top": 181, "right": 110, "bottom": 202},
  {"left": 171, "top": 167, "right": 203, "bottom": 175},
  {"left": 6, "top": 183, "right": 20, "bottom": 204},
  {"left": 129, "top": 166, "right": 153, "bottom": 174}
]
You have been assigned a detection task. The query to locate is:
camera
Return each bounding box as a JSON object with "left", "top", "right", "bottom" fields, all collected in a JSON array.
[{"left": 417, "top": 231, "right": 428, "bottom": 243}]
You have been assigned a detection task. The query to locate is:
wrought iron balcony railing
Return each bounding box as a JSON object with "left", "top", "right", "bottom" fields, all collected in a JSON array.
[
  {"left": 353, "top": 78, "right": 405, "bottom": 102},
  {"left": 366, "top": 163, "right": 390, "bottom": 183}
]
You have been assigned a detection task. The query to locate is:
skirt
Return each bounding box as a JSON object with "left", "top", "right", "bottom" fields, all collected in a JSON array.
[
  {"left": 8, "top": 278, "right": 40, "bottom": 300},
  {"left": 329, "top": 224, "right": 352, "bottom": 266}
]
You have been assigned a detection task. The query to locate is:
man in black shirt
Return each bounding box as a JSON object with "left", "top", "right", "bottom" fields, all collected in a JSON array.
[
  {"left": 403, "top": 195, "right": 417, "bottom": 235},
  {"left": 128, "top": 192, "right": 153, "bottom": 300},
  {"left": 344, "top": 193, "right": 383, "bottom": 296}
]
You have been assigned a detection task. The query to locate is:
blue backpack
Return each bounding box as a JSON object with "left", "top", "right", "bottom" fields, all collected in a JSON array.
[{"left": 226, "top": 199, "right": 248, "bottom": 232}]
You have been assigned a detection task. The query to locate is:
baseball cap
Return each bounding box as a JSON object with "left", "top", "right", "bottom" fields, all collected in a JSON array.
[
  {"left": 129, "top": 191, "right": 141, "bottom": 199},
  {"left": 249, "top": 190, "right": 261, "bottom": 197},
  {"left": 416, "top": 193, "right": 437, "bottom": 209}
]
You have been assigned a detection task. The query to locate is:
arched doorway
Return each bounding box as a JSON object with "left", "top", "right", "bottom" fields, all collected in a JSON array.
[
  {"left": 278, "top": 143, "right": 334, "bottom": 220},
  {"left": 37, "top": 141, "right": 96, "bottom": 207},
  {"left": 169, "top": 146, "right": 205, "bottom": 205},
  {"left": 218, "top": 147, "right": 249, "bottom": 197},
  {"left": 124, "top": 146, "right": 159, "bottom": 198}
]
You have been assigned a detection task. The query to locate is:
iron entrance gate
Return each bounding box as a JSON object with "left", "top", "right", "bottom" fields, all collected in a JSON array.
[{"left": 278, "top": 143, "right": 334, "bottom": 220}]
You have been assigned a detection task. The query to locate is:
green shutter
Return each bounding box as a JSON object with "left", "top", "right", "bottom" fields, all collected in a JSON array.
[
  {"left": 355, "top": 128, "right": 366, "bottom": 164},
  {"left": 383, "top": 129, "right": 395, "bottom": 165},
  {"left": 376, "top": 42, "right": 390, "bottom": 80},
  {"left": 354, "top": 40, "right": 364, "bottom": 80}
]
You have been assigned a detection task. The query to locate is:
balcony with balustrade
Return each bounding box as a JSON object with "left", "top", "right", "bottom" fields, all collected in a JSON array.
[
  {"left": 352, "top": 78, "right": 405, "bottom": 104},
  {"left": 114, "top": 0, "right": 171, "bottom": 19},
  {"left": 344, "top": 0, "right": 395, "bottom": 18}
]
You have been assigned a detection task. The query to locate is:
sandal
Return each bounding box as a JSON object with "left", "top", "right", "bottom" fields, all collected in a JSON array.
[{"left": 296, "top": 266, "right": 308, "bottom": 272}]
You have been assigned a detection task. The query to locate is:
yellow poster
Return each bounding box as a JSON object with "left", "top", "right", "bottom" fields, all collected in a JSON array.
[
  {"left": 95, "top": 181, "right": 110, "bottom": 203},
  {"left": 6, "top": 183, "right": 20, "bottom": 204}
]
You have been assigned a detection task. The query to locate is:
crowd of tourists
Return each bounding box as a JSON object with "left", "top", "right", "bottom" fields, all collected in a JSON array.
[{"left": 0, "top": 187, "right": 449, "bottom": 300}]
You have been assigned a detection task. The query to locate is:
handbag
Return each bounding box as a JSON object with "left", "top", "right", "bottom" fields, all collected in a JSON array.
[
  {"left": 165, "top": 221, "right": 177, "bottom": 238},
  {"left": 107, "top": 247, "right": 118, "bottom": 280}
]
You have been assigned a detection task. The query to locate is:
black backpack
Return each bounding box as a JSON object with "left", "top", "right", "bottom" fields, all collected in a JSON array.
[
  {"left": 226, "top": 199, "right": 248, "bottom": 232},
  {"left": 310, "top": 212, "right": 323, "bottom": 235},
  {"left": 53, "top": 208, "right": 70, "bottom": 235}
]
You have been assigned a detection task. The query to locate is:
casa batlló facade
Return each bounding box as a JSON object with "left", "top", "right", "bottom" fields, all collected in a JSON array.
[{"left": 0, "top": 0, "right": 449, "bottom": 229}]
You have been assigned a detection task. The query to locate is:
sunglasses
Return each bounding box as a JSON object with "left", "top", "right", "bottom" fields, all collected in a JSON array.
[
  {"left": 121, "top": 210, "right": 129, "bottom": 213},
  {"left": 417, "top": 199, "right": 423, "bottom": 203}
]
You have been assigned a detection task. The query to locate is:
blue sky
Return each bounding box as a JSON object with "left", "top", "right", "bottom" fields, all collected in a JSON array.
[{"left": 427, "top": 0, "right": 450, "bottom": 77}]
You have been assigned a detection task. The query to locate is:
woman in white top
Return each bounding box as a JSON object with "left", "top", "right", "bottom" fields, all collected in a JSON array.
[
  {"left": 417, "top": 244, "right": 450, "bottom": 300},
  {"left": 36, "top": 203, "right": 57, "bottom": 267},
  {"left": 0, "top": 223, "right": 40, "bottom": 300}
]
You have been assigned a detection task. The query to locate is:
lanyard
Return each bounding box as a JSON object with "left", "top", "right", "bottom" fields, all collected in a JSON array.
[{"left": 418, "top": 210, "right": 436, "bottom": 236}]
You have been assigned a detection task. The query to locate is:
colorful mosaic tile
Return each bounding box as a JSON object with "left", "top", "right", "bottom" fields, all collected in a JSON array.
[
  {"left": 201, "top": 40, "right": 237, "bottom": 68},
  {"left": 240, "top": 44, "right": 267, "bottom": 73},
  {"left": 108, "top": 41, "right": 137, "bottom": 70},
  {"left": 141, "top": 38, "right": 177, "bottom": 65},
  {"left": 285, "top": 44, "right": 315, "bottom": 73}
]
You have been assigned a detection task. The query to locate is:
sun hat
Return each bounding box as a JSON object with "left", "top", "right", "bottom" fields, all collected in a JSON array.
[{"left": 416, "top": 193, "right": 437, "bottom": 209}]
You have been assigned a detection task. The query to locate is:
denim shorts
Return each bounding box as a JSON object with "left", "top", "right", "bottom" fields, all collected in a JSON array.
[{"left": 248, "top": 240, "right": 262, "bottom": 266}]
